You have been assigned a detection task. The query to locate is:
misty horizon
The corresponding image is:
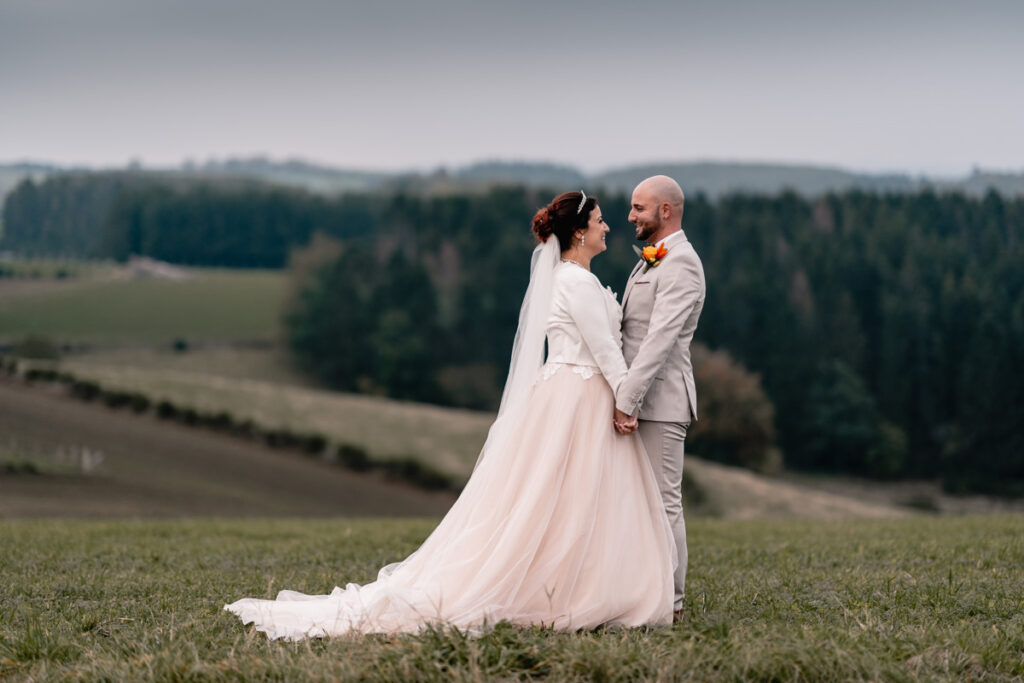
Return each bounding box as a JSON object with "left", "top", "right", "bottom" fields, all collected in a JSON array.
[{"left": 2, "top": 154, "right": 1020, "bottom": 181}]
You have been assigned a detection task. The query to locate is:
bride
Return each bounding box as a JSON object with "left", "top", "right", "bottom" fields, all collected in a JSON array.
[{"left": 225, "top": 191, "right": 676, "bottom": 639}]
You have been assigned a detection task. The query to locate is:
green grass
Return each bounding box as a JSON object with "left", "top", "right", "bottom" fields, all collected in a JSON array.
[
  {"left": 0, "top": 269, "right": 286, "bottom": 343},
  {"left": 1, "top": 516, "right": 1022, "bottom": 681}
]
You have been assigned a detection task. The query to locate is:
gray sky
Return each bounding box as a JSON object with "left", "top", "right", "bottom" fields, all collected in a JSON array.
[{"left": 2, "top": 0, "right": 1022, "bottom": 175}]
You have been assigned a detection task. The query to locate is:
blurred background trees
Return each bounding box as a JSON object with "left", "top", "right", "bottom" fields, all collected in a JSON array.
[{"left": 3, "top": 173, "right": 1022, "bottom": 494}]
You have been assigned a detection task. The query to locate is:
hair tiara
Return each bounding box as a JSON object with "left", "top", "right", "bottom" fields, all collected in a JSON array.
[{"left": 576, "top": 191, "right": 587, "bottom": 214}]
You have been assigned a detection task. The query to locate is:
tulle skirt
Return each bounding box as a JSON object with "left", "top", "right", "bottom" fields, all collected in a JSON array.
[{"left": 224, "top": 365, "right": 676, "bottom": 639}]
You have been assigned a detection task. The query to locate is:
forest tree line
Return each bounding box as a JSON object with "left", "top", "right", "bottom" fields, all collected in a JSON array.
[{"left": 3, "top": 175, "right": 1022, "bottom": 494}]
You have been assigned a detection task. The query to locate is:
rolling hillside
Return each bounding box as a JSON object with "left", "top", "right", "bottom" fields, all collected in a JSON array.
[{"left": 0, "top": 381, "right": 455, "bottom": 518}]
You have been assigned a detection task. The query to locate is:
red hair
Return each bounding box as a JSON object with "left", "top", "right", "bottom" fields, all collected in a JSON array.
[{"left": 531, "top": 191, "right": 597, "bottom": 250}]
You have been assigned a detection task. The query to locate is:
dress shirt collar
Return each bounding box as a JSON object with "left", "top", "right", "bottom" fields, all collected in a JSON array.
[{"left": 652, "top": 229, "right": 687, "bottom": 249}]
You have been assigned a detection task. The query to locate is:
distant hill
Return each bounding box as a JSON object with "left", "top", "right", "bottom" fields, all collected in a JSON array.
[
  {"left": 184, "top": 157, "right": 389, "bottom": 194},
  {"left": 590, "top": 161, "right": 922, "bottom": 197},
  {"left": 2, "top": 158, "right": 1023, "bottom": 204},
  {"left": 453, "top": 160, "right": 586, "bottom": 188},
  {"left": 0, "top": 162, "right": 61, "bottom": 205},
  {"left": 950, "top": 169, "right": 1024, "bottom": 197},
  {"left": 0, "top": 158, "right": 387, "bottom": 207}
]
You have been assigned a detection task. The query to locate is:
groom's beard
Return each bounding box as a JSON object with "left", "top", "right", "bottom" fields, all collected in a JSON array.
[{"left": 634, "top": 219, "right": 661, "bottom": 243}]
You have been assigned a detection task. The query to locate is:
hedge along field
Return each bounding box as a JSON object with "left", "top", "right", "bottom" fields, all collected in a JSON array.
[
  {"left": 2, "top": 516, "right": 1022, "bottom": 681},
  {"left": 0, "top": 269, "right": 286, "bottom": 344},
  {"left": 51, "top": 362, "right": 492, "bottom": 481}
]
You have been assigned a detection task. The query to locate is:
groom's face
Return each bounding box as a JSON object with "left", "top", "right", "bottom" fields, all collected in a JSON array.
[{"left": 628, "top": 188, "right": 662, "bottom": 242}]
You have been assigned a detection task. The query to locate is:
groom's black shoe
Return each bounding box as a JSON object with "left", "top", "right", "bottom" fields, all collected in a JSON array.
[{"left": 672, "top": 607, "right": 685, "bottom": 624}]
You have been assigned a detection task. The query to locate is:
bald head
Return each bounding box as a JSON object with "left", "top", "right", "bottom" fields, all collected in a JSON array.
[
  {"left": 636, "top": 175, "right": 685, "bottom": 219},
  {"left": 628, "top": 175, "right": 685, "bottom": 242}
]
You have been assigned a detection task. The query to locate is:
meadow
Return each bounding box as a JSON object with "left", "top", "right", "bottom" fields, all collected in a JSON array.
[
  {"left": 2, "top": 515, "right": 1022, "bottom": 681},
  {"left": 0, "top": 267, "right": 285, "bottom": 344}
]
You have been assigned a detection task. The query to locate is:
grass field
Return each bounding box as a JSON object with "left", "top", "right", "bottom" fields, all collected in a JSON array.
[
  {"left": 2, "top": 516, "right": 1022, "bottom": 681},
  {"left": 0, "top": 269, "right": 286, "bottom": 343}
]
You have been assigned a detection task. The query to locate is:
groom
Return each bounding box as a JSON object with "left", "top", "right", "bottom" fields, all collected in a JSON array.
[{"left": 613, "top": 175, "right": 705, "bottom": 621}]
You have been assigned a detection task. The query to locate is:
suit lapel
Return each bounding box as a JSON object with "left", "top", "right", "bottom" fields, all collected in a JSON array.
[
  {"left": 622, "top": 231, "right": 688, "bottom": 309},
  {"left": 622, "top": 260, "right": 645, "bottom": 308}
]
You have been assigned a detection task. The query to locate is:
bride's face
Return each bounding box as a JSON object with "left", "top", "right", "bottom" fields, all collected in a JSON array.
[{"left": 578, "top": 205, "right": 609, "bottom": 257}]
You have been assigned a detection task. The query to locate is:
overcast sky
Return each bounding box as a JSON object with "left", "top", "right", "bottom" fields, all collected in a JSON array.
[{"left": 2, "top": 0, "right": 1022, "bottom": 175}]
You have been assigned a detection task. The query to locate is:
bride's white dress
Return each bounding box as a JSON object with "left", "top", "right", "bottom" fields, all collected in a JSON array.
[{"left": 225, "top": 258, "right": 676, "bottom": 639}]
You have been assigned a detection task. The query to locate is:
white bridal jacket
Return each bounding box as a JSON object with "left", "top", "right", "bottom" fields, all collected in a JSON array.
[{"left": 543, "top": 262, "right": 628, "bottom": 392}]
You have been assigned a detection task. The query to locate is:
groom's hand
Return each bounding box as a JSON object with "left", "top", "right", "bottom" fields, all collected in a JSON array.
[{"left": 614, "top": 408, "right": 638, "bottom": 435}]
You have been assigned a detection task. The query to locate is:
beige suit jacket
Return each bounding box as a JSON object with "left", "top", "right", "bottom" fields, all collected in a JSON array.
[{"left": 616, "top": 229, "right": 705, "bottom": 423}]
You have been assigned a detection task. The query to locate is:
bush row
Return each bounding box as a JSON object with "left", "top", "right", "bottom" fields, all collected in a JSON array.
[
  {"left": 1, "top": 357, "right": 21, "bottom": 375},
  {"left": 0, "top": 265, "right": 72, "bottom": 279},
  {"left": 10, "top": 360, "right": 457, "bottom": 491}
]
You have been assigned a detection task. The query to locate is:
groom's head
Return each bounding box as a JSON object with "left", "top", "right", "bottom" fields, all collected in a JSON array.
[{"left": 628, "top": 175, "right": 685, "bottom": 242}]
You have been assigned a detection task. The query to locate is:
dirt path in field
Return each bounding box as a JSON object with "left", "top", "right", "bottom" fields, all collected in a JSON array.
[{"left": 0, "top": 382, "right": 455, "bottom": 518}]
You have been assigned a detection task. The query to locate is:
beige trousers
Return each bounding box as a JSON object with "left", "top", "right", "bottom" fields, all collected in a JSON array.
[{"left": 638, "top": 419, "right": 689, "bottom": 610}]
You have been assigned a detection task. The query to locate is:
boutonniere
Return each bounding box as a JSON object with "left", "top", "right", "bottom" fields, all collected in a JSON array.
[{"left": 633, "top": 242, "right": 669, "bottom": 273}]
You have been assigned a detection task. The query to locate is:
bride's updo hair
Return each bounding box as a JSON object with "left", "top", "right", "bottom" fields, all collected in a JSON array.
[{"left": 532, "top": 191, "right": 597, "bottom": 251}]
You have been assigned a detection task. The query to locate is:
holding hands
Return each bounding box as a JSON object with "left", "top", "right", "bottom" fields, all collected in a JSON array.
[{"left": 613, "top": 408, "right": 638, "bottom": 435}]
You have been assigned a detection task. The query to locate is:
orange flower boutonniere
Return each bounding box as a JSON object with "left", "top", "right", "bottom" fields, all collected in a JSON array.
[{"left": 633, "top": 242, "right": 669, "bottom": 273}]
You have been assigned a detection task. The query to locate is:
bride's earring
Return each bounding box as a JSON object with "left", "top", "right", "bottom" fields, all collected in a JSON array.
[{"left": 580, "top": 234, "right": 585, "bottom": 247}]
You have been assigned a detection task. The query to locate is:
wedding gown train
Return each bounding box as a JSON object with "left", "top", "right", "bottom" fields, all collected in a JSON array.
[{"left": 225, "top": 257, "right": 676, "bottom": 639}]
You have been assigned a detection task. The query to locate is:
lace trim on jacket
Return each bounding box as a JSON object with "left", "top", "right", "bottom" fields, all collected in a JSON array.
[{"left": 537, "top": 362, "right": 601, "bottom": 383}]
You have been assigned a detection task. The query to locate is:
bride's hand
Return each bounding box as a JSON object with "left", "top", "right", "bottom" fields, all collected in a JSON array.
[{"left": 613, "top": 409, "right": 638, "bottom": 435}]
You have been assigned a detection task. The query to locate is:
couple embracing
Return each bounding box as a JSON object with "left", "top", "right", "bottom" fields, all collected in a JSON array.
[{"left": 226, "top": 176, "right": 706, "bottom": 639}]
